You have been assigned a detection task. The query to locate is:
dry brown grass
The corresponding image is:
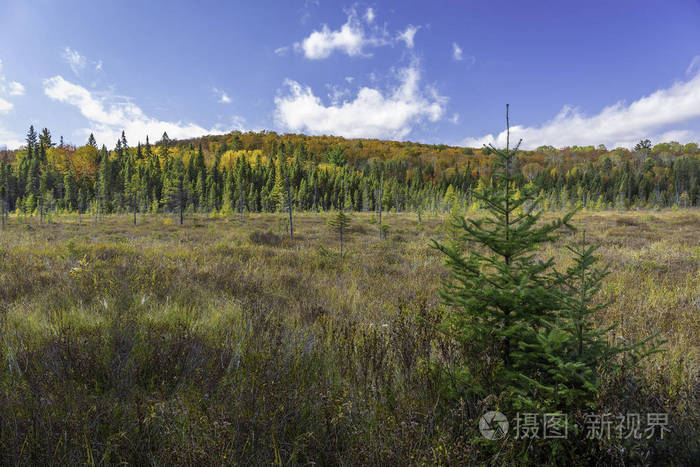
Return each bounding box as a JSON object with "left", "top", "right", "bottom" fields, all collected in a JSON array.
[{"left": 0, "top": 209, "right": 697, "bottom": 464}]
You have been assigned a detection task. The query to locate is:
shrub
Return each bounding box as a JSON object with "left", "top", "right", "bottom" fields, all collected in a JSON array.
[
  {"left": 432, "top": 107, "right": 663, "bottom": 461},
  {"left": 249, "top": 230, "right": 282, "bottom": 246}
]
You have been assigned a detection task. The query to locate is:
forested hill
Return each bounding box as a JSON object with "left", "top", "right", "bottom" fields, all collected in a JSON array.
[{"left": 1, "top": 126, "right": 699, "bottom": 217}]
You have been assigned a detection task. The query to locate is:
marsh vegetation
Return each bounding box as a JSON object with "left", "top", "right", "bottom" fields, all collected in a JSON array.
[{"left": 0, "top": 209, "right": 697, "bottom": 464}]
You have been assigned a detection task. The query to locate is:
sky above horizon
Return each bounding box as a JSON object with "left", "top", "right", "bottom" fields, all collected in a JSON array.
[{"left": 1, "top": 0, "right": 700, "bottom": 150}]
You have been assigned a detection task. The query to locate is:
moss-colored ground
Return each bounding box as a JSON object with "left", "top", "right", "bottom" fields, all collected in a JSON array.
[{"left": 0, "top": 209, "right": 698, "bottom": 464}]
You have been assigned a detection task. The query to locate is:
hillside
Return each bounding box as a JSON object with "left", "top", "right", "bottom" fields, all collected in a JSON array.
[{"left": 1, "top": 127, "right": 699, "bottom": 219}]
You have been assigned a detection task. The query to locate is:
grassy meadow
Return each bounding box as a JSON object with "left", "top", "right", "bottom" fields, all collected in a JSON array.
[{"left": 0, "top": 209, "right": 698, "bottom": 465}]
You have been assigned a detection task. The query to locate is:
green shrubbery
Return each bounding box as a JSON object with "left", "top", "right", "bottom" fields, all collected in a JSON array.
[
  {"left": 432, "top": 114, "right": 669, "bottom": 463},
  {"left": 0, "top": 206, "right": 696, "bottom": 464}
]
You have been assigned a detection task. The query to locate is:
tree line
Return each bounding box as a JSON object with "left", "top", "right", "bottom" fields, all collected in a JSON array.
[{"left": 1, "top": 126, "right": 698, "bottom": 222}]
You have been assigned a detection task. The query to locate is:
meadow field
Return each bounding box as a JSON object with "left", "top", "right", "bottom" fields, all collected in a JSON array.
[{"left": 0, "top": 209, "right": 698, "bottom": 465}]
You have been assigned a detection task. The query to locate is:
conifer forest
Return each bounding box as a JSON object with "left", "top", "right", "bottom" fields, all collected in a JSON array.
[{"left": 2, "top": 127, "right": 699, "bottom": 220}]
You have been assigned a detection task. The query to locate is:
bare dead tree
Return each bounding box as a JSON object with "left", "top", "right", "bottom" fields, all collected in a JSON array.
[
  {"left": 377, "top": 172, "right": 383, "bottom": 239},
  {"left": 285, "top": 171, "right": 294, "bottom": 240}
]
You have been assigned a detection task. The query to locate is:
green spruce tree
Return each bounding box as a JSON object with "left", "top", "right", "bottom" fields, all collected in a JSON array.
[
  {"left": 515, "top": 233, "right": 663, "bottom": 412},
  {"left": 327, "top": 209, "right": 351, "bottom": 256},
  {"left": 432, "top": 105, "right": 576, "bottom": 396}
]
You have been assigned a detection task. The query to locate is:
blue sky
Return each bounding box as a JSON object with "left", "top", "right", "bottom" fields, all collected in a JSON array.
[{"left": 1, "top": 0, "right": 700, "bottom": 149}]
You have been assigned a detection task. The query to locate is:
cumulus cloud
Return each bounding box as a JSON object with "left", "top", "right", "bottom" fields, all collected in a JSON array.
[
  {"left": 0, "top": 59, "right": 24, "bottom": 114},
  {"left": 451, "top": 43, "right": 476, "bottom": 67},
  {"left": 299, "top": 0, "right": 320, "bottom": 24},
  {"left": 687, "top": 55, "right": 700, "bottom": 76},
  {"left": 325, "top": 83, "right": 352, "bottom": 104},
  {"left": 0, "top": 124, "right": 23, "bottom": 149},
  {"left": 8, "top": 81, "right": 24, "bottom": 96},
  {"left": 294, "top": 8, "right": 421, "bottom": 59},
  {"left": 213, "top": 88, "right": 231, "bottom": 104},
  {"left": 274, "top": 46, "right": 290, "bottom": 56},
  {"left": 295, "top": 9, "right": 388, "bottom": 59},
  {"left": 0, "top": 97, "right": 12, "bottom": 113},
  {"left": 61, "top": 47, "right": 86, "bottom": 75},
  {"left": 398, "top": 26, "right": 419, "bottom": 49},
  {"left": 43, "top": 75, "right": 242, "bottom": 146},
  {"left": 452, "top": 42, "right": 463, "bottom": 61},
  {"left": 274, "top": 64, "right": 446, "bottom": 139},
  {"left": 0, "top": 67, "right": 22, "bottom": 145},
  {"left": 0, "top": 60, "right": 24, "bottom": 98},
  {"left": 462, "top": 71, "right": 700, "bottom": 149}
]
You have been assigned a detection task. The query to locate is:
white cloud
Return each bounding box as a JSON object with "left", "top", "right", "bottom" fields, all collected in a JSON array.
[
  {"left": 293, "top": 8, "right": 423, "bottom": 59},
  {"left": 451, "top": 43, "right": 475, "bottom": 66},
  {"left": 219, "top": 92, "right": 232, "bottom": 104},
  {"left": 325, "top": 83, "right": 352, "bottom": 104},
  {"left": 397, "top": 25, "right": 419, "bottom": 49},
  {"left": 450, "top": 113, "right": 460, "bottom": 124},
  {"left": 0, "top": 61, "right": 24, "bottom": 97},
  {"left": 228, "top": 115, "right": 247, "bottom": 130},
  {"left": 652, "top": 129, "right": 700, "bottom": 145},
  {"left": 95, "top": 60, "right": 103, "bottom": 71},
  {"left": 213, "top": 87, "right": 232, "bottom": 104},
  {"left": 0, "top": 59, "right": 25, "bottom": 148},
  {"left": 274, "top": 46, "right": 290, "bottom": 56},
  {"left": 0, "top": 97, "right": 12, "bottom": 113},
  {"left": 61, "top": 47, "right": 86, "bottom": 75},
  {"left": 294, "top": 8, "right": 395, "bottom": 59},
  {"left": 0, "top": 59, "right": 23, "bottom": 111},
  {"left": 43, "top": 75, "right": 241, "bottom": 146},
  {"left": 462, "top": 71, "right": 700, "bottom": 149},
  {"left": 275, "top": 64, "right": 446, "bottom": 139},
  {"left": 0, "top": 124, "right": 23, "bottom": 149},
  {"left": 452, "top": 42, "right": 463, "bottom": 61},
  {"left": 299, "top": 0, "right": 320, "bottom": 24},
  {"left": 687, "top": 55, "right": 700, "bottom": 76},
  {"left": 8, "top": 81, "right": 24, "bottom": 96}
]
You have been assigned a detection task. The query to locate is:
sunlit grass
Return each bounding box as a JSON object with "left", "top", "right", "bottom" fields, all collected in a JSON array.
[{"left": 0, "top": 209, "right": 697, "bottom": 464}]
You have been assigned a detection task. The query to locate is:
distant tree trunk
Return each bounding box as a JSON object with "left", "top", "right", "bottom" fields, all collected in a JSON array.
[
  {"left": 285, "top": 174, "right": 293, "bottom": 240},
  {"left": 238, "top": 184, "right": 245, "bottom": 220},
  {"left": 3, "top": 179, "right": 8, "bottom": 229},
  {"left": 378, "top": 173, "right": 383, "bottom": 239},
  {"left": 179, "top": 178, "right": 184, "bottom": 225}
]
